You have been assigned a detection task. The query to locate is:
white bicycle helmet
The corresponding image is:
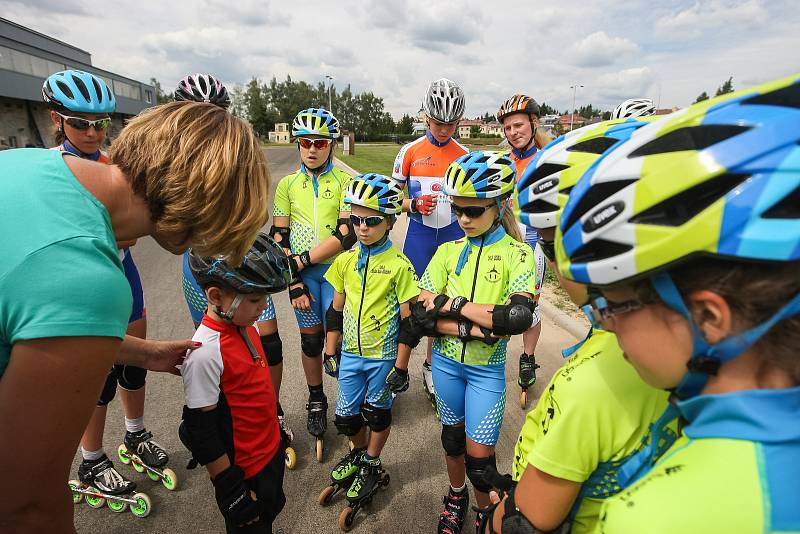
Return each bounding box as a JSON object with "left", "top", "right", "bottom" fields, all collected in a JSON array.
[
  {"left": 423, "top": 78, "right": 465, "bottom": 124},
  {"left": 611, "top": 98, "right": 656, "bottom": 119}
]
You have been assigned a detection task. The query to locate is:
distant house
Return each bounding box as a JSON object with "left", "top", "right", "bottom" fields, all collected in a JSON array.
[
  {"left": 480, "top": 121, "right": 502, "bottom": 136},
  {"left": 540, "top": 114, "right": 560, "bottom": 134},
  {"left": 559, "top": 114, "right": 588, "bottom": 131},
  {"left": 655, "top": 106, "right": 680, "bottom": 116},
  {"left": 457, "top": 119, "right": 484, "bottom": 139},
  {"left": 268, "top": 122, "right": 290, "bottom": 143},
  {"left": 412, "top": 121, "right": 426, "bottom": 135}
]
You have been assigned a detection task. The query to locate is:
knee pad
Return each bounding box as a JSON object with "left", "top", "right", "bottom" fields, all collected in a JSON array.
[
  {"left": 300, "top": 332, "right": 324, "bottom": 358},
  {"left": 116, "top": 364, "right": 147, "bottom": 391},
  {"left": 334, "top": 414, "right": 364, "bottom": 437},
  {"left": 260, "top": 332, "right": 283, "bottom": 366},
  {"left": 440, "top": 425, "right": 466, "bottom": 457},
  {"left": 361, "top": 403, "right": 392, "bottom": 433},
  {"left": 96, "top": 369, "right": 118, "bottom": 406},
  {"left": 465, "top": 454, "right": 496, "bottom": 494}
]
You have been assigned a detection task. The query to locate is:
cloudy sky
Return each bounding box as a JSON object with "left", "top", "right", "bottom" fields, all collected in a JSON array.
[{"left": 5, "top": 0, "right": 799, "bottom": 118}]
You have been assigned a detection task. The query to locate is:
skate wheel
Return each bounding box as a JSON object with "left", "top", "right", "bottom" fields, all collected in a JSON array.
[
  {"left": 147, "top": 469, "right": 160, "bottom": 481},
  {"left": 130, "top": 492, "right": 152, "bottom": 518},
  {"left": 381, "top": 474, "right": 390, "bottom": 488},
  {"left": 132, "top": 458, "right": 145, "bottom": 473},
  {"left": 108, "top": 499, "right": 128, "bottom": 513},
  {"left": 84, "top": 487, "right": 105, "bottom": 508},
  {"left": 520, "top": 389, "right": 528, "bottom": 409},
  {"left": 338, "top": 506, "right": 355, "bottom": 532},
  {"left": 68, "top": 480, "right": 82, "bottom": 504},
  {"left": 117, "top": 443, "right": 131, "bottom": 465},
  {"left": 318, "top": 485, "right": 336, "bottom": 507},
  {"left": 316, "top": 439, "right": 324, "bottom": 463},
  {"left": 161, "top": 468, "right": 178, "bottom": 491},
  {"left": 285, "top": 447, "right": 297, "bottom": 470}
]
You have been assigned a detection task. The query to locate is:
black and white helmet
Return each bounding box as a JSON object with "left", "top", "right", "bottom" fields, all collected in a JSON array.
[
  {"left": 611, "top": 98, "right": 656, "bottom": 119},
  {"left": 174, "top": 73, "right": 230, "bottom": 109},
  {"left": 423, "top": 78, "right": 465, "bottom": 124}
]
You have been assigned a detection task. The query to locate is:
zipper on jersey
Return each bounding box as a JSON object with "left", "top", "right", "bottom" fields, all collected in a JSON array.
[
  {"left": 356, "top": 248, "right": 371, "bottom": 357},
  {"left": 312, "top": 175, "right": 319, "bottom": 247},
  {"left": 460, "top": 234, "right": 486, "bottom": 363}
]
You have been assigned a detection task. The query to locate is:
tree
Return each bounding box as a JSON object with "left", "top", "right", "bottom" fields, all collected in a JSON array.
[
  {"left": 602, "top": 110, "right": 612, "bottom": 120},
  {"left": 470, "top": 125, "right": 481, "bottom": 137},
  {"left": 715, "top": 77, "right": 734, "bottom": 96},
  {"left": 396, "top": 114, "right": 414, "bottom": 135},
  {"left": 539, "top": 102, "right": 557, "bottom": 116},
  {"left": 149, "top": 77, "right": 172, "bottom": 104},
  {"left": 694, "top": 91, "right": 710, "bottom": 104}
]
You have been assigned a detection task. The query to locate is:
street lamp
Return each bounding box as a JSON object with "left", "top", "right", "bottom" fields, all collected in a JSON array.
[
  {"left": 569, "top": 84, "right": 584, "bottom": 131},
  {"left": 325, "top": 75, "right": 334, "bottom": 113}
]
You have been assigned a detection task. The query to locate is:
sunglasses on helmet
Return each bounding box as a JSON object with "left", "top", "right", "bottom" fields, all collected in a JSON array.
[
  {"left": 56, "top": 112, "right": 111, "bottom": 131},
  {"left": 349, "top": 214, "right": 386, "bottom": 227},
  {"left": 297, "top": 137, "right": 332, "bottom": 150}
]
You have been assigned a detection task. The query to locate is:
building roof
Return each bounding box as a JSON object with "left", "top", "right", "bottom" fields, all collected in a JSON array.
[{"left": 458, "top": 119, "right": 484, "bottom": 127}]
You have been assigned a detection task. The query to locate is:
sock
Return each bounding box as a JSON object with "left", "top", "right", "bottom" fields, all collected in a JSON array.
[
  {"left": 277, "top": 402, "right": 284, "bottom": 417},
  {"left": 125, "top": 416, "right": 145, "bottom": 434},
  {"left": 81, "top": 447, "right": 105, "bottom": 462},
  {"left": 308, "top": 383, "right": 324, "bottom": 400},
  {"left": 364, "top": 453, "right": 380, "bottom": 465},
  {"left": 450, "top": 483, "right": 466, "bottom": 494}
]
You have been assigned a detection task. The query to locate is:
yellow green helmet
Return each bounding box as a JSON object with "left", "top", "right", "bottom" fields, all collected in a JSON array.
[
  {"left": 345, "top": 173, "right": 404, "bottom": 215},
  {"left": 444, "top": 150, "right": 515, "bottom": 199}
]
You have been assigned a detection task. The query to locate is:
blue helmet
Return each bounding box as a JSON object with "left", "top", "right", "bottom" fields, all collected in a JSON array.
[
  {"left": 345, "top": 173, "right": 404, "bottom": 215},
  {"left": 42, "top": 70, "right": 116, "bottom": 114},
  {"left": 292, "top": 107, "right": 340, "bottom": 139}
]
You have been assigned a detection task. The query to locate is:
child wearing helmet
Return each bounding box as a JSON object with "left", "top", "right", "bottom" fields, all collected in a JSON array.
[
  {"left": 319, "top": 174, "right": 419, "bottom": 524},
  {"left": 558, "top": 75, "right": 800, "bottom": 533},
  {"left": 43, "top": 69, "right": 167, "bottom": 498},
  {"left": 181, "top": 233, "right": 291, "bottom": 534},
  {"left": 414, "top": 151, "right": 536, "bottom": 533},
  {"left": 393, "top": 77, "right": 469, "bottom": 409},
  {"left": 485, "top": 116, "right": 675, "bottom": 534},
  {"left": 496, "top": 94, "right": 556, "bottom": 405},
  {"left": 173, "top": 74, "right": 292, "bottom": 445},
  {"left": 610, "top": 98, "right": 656, "bottom": 119},
  {"left": 271, "top": 107, "right": 353, "bottom": 457}
]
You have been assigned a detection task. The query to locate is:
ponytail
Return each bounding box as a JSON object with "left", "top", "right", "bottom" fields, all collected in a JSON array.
[
  {"left": 500, "top": 196, "right": 523, "bottom": 242},
  {"left": 532, "top": 118, "right": 553, "bottom": 149}
]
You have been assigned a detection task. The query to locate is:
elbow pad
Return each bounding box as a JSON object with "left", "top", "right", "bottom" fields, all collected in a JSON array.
[
  {"left": 325, "top": 304, "right": 344, "bottom": 333},
  {"left": 333, "top": 217, "right": 357, "bottom": 250},
  {"left": 509, "top": 294, "right": 537, "bottom": 314},
  {"left": 181, "top": 405, "right": 227, "bottom": 466},
  {"left": 492, "top": 304, "right": 533, "bottom": 336}
]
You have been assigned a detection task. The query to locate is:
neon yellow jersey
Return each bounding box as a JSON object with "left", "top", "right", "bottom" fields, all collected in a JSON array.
[
  {"left": 325, "top": 241, "right": 419, "bottom": 360},
  {"left": 273, "top": 165, "right": 352, "bottom": 263},
  {"left": 512, "top": 329, "right": 672, "bottom": 534},
  {"left": 419, "top": 229, "right": 536, "bottom": 366}
]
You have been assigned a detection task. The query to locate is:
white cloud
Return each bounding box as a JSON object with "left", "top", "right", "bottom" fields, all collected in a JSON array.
[
  {"left": 656, "top": 0, "right": 768, "bottom": 40},
  {"left": 592, "top": 67, "right": 656, "bottom": 101},
  {"left": 568, "top": 32, "right": 639, "bottom": 67}
]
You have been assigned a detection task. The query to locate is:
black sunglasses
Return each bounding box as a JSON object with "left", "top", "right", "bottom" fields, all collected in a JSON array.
[
  {"left": 452, "top": 204, "right": 494, "bottom": 219},
  {"left": 57, "top": 112, "right": 111, "bottom": 131},
  {"left": 539, "top": 239, "right": 556, "bottom": 262},
  {"left": 350, "top": 214, "right": 385, "bottom": 227}
]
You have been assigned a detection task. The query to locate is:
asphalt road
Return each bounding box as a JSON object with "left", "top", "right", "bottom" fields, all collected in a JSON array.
[{"left": 71, "top": 147, "right": 582, "bottom": 534}]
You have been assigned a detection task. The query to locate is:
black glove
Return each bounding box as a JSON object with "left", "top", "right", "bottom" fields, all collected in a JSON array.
[
  {"left": 386, "top": 366, "right": 410, "bottom": 393},
  {"left": 323, "top": 351, "right": 341, "bottom": 378},
  {"left": 213, "top": 465, "right": 260, "bottom": 526}
]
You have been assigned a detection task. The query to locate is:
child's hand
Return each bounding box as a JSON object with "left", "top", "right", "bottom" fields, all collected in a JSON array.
[
  {"left": 386, "top": 366, "right": 409, "bottom": 393},
  {"left": 289, "top": 283, "right": 313, "bottom": 311}
]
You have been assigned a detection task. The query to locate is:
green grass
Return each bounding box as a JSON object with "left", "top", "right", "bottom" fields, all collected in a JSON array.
[{"left": 335, "top": 144, "right": 399, "bottom": 175}]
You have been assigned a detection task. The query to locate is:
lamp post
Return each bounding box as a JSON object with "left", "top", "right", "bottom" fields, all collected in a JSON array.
[
  {"left": 325, "top": 75, "right": 334, "bottom": 113},
  {"left": 569, "top": 84, "right": 584, "bottom": 131}
]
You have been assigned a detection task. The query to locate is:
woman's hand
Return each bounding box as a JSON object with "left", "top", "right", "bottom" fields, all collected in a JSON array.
[{"left": 491, "top": 492, "right": 506, "bottom": 533}]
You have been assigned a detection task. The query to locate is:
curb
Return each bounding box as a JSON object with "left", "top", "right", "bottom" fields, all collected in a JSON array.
[
  {"left": 333, "top": 156, "right": 360, "bottom": 176},
  {"left": 539, "top": 297, "right": 590, "bottom": 342}
]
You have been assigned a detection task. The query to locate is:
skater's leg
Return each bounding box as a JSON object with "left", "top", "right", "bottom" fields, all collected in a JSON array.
[
  {"left": 299, "top": 325, "right": 325, "bottom": 388},
  {"left": 257, "top": 316, "right": 281, "bottom": 395},
  {"left": 465, "top": 440, "right": 495, "bottom": 508}
]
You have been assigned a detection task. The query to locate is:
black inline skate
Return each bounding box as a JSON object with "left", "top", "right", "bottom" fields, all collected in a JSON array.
[
  {"left": 337, "top": 457, "right": 390, "bottom": 532},
  {"left": 437, "top": 486, "right": 470, "bottom": 534},
  {"left": 69, "top": 454, "right": 152, "bottom": 517},
  {"left": 279, "top": 414, "right": 297, "bottom": 470},
  {"left": 306, "top": 393, "right": 328, "bottom": 462},
  {"left": 117, "top": 428, "right": 178, "bottom": 491}
]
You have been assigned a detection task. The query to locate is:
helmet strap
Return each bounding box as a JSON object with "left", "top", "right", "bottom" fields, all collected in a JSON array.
[{"left": 214, "top": 294, "right": 244, "bottom": 323}]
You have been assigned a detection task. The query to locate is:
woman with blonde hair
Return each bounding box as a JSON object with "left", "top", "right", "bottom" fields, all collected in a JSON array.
[{"left": 0, "top": 100, "right": 271, "bottom": 532}]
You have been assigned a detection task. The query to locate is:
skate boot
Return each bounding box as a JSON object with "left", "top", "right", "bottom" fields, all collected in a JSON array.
[
  {"left": 279, "top": 415, "right": 297, "bottom": 470},
  {"left": 438, "top": 486, "right": 470, "bottom": 534},
  {"left": 518, "top": 353, "right": 540, "bottom": 409},
  {"left": 338, "top": 457, "right": 390, "bottom": 531},
  {"left": 318, "top": 447, "right": 365, "bottom": 506},
  {"left": 118, "top": 429, "right": 178, "bottom": 490},
  {"left": 422, "top": 360, "right": 438, "bottom": 414},
  {"left": 69, "top": 454, "right": 153, "bottom": 517},
  {"left": 306, "top": 393, "right": 328, "bottom": 462}
]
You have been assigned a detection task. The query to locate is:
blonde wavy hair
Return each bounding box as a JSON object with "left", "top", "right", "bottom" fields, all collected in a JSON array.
[{"left": 110, "top": 102, "right": 270, "bottom": 264}]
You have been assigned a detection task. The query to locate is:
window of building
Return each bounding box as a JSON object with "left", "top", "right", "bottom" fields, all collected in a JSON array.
[
  {"left": 145, "top": 89, "right": 152, "bottom": 104},
  {"left": 113, "top": 79, "right": 141, "bottom": 101},
  {"left": 0, "top": 46, "right": 64, "bottom": 77}
]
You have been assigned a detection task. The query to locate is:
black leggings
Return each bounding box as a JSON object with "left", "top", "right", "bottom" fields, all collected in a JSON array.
[
  {"left": 224, "top": 445, "right": 287, "bottom": 534},
  {"left": 96, "top": 365, "right": 148, "bottom": 406}
]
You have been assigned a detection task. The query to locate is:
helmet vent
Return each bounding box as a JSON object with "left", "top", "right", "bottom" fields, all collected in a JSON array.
[
  {"left": 520, "top": 198, "right": 559, "bottom": 215},
  {"left": 563, "top": 179, "right": 637, "bottom": 230},
  {"left": 519, "top": 162, "right": 568, "bottom": 191},
  {"left": 629, "top": 125, "right": 751, "bottom": 157},
  {"left": 742, "top": 83, "right": 800, "bottom": 109},
  {"left": 571, "top": 238, "right": 632, "bottom": 264},
  {"left": 55, "top": 80, "right": 74, "bottom": 100},
  {"left": 568, "top": 137, "right": 618, "bottom": 155},
  {"left": 73, "top": 76, "right": 91, "bottom": 102},
  {"left": 631, "top": 173, "right": 748, "bottom": 226},
  {"left": 762, "top": 184, "right": 800, "bottom": 219}
]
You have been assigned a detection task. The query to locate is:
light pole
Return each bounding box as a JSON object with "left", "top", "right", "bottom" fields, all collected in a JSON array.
[
  {"left": 570, "top": 84, "right": 584, "bottom": 131},
  {"left": 325, "top": 75, "right": 334, "bottom": 113}
]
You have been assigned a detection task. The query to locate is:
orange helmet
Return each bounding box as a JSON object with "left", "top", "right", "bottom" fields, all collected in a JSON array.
[{"left": 496, "top": 94, "right": 540, "bottom": 122}]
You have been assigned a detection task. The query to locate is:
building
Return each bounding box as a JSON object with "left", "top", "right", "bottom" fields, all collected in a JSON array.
[
  {"left": 480, "top": 121, "right": 502, "bottom": 136},
  {"left": 558, "top": 114, "right": 588, "bottom": 131},
  {"left": 655, "top": 106, "right": 680, "bottom": 116},
  {"left": 268, "top": 122, "right": 290, "bottom": 143},
  {"left": 0, "top": 17, "right": 154, "bottom": 149},
  {"left": 457, "top": 119, "right": 483, "bottom": 139}
]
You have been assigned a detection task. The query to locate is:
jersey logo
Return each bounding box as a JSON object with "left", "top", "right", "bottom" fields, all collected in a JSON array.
[
  {"left": 412, "top": 155, "right": 434, "bottom": 168},
  {"left": 431, "top": 182, "right": 443, "bottom": 192},
  {"left": 370, "top": 265, "right": 392, "bottom": 275},
  {"left": 369, "top": 313, "right": 381, "bottom": 330},
  {"left": 485, "top": 265, "right": 500, "bottom": 283},
  {"left": 322, "top": 187, "right": 334, "bottom": 199}
]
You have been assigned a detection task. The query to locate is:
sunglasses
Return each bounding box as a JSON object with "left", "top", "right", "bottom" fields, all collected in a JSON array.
[
  {"left": 350, "top": 214, "right": 386, "bottom": 228},
  {"left": 539, "top": 239, "right": 556, "bottom": 262},
  {"left": 297, "top": 137, "right": 332, "bottom": 150},
  {"left": 586, "top": 290, "right": 650, "bottom": 324},
  {"left": 57, "top": 112, "right": 111, "bottom": 131},
  {"left": 451, "top": 203, "right": 494, "bottom": 219}
]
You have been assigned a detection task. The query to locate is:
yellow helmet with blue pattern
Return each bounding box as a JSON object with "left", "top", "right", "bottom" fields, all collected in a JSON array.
[{"left": 444, "top": 151, "right": 515, "bottom": 199}]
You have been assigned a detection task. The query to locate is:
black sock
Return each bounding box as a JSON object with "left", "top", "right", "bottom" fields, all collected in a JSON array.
[{"left": 308, "top": 383, "right": 324, "bottom": 400}]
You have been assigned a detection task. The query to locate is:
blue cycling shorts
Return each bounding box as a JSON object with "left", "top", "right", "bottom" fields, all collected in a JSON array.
[
  {"left": 292, "top": 263, "right": 334, "bottom": 329},
  {"left": 122, "top": 249, "right": 145, "bottom": 323},
  {"left": 403, "top": 219, "right": 464, "bottom": 277},
  {"left": 335, "top": 353, "right": 395, "bottom": 416},
  {"left": 181, "top": 252, "right": 275, "bottom": 326},
  {"left": 432, "top": 351, "right": 506, "bottom": 446}
]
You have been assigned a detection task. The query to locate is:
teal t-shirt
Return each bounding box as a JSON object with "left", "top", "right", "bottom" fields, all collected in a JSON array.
[{"left": 0, "top": 149, "right": 132, "bottom": 377}]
